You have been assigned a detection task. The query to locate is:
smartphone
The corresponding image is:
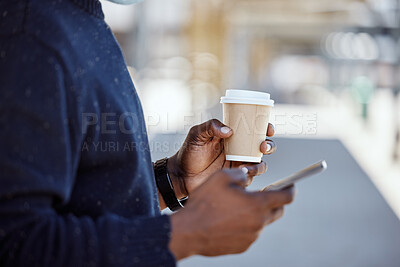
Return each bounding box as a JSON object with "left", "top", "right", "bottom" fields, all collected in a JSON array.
[{"left": 262, "top": 160, "right": 327, "bottom": 191}]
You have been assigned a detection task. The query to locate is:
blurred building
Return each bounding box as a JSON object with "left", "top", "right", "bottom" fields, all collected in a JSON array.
[{"left": 101, "top": 0, "right": 400, "bottom": 160}]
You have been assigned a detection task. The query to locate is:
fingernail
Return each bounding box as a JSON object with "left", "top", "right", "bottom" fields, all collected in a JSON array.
[
  {"left": 266, "top": 143, "right": 272, "bottom": 152},
  {"left": 241, "top": 167, "right": 248, "bottom": 174},
  {"left": 221, "top": 127, "right": 231, "bottom": 134}
]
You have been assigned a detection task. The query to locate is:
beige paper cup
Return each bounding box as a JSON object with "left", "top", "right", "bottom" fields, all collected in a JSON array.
[{"left": 221, "top": 90, "right": 274, "bottom": 163}]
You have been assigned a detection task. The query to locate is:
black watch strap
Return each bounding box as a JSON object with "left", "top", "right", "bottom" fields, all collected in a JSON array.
[{"left": 154, "top": 158, "right": 186, "bottom": 211}]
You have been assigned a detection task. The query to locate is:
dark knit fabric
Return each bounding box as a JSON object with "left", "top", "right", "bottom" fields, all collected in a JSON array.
[{"left": 0, "top": 0, "right": 175, "bottom": 266}]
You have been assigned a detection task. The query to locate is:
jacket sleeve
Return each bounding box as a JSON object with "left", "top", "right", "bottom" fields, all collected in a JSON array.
[{"left": 0, "top": 35, "right": 176, "bottom": 267}]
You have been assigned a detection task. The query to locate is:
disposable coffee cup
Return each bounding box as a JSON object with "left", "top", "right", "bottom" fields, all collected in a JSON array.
[{"left": 220, "top": 89, "right": 274, "bottom": 163}]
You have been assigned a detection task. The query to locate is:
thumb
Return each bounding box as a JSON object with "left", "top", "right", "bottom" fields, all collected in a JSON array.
[{"left": 195, "top": 119, "right": 232, "bottom": 140}]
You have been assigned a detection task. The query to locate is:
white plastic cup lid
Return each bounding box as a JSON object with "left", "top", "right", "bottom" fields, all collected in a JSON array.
[{"left": 220, "top": 89, "right": 274, "bottom": 106}]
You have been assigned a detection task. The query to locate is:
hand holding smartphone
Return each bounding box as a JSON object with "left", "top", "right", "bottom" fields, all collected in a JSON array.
[{"left": 262, "top": 160, "right": 327, "bottom": 191}]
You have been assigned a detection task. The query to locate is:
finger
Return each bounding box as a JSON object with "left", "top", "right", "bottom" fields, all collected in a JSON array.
[
  {"left": 196, "top": 119, "right": 232, "bottom": 140},
  {"left": 245, "top": 176, "right": 254, "bottom": 187},
  {"left": 271, "top": 207, "right": 284, "bottom": 221},
  {"left": 266, "top": 123, "right": 275, "bottom": 137},
  {"left": 265, "top": 207, "right": 284, "bottom": 225},
  {"left": 239, "top": 161, "right": 267, "bottom": 177},
  {"left": 256, "top": 186, "right": 295, "bottom": 209},
  {"left": 230, "top": 161, "right": 243, "bottom": 168},
  {"left": 260, "top": 139, "right": 276, "bottom": 155},
  {"left": 218, "top": 168, "right": 248, "bottom": 188}
]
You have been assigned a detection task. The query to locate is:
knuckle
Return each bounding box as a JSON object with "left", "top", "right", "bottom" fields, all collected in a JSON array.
[
  {"left": 206, "top": 129, "right": 214, "bottom": 138},
  {"left": 204, "top": 121, "right": 215, "bottom": 135},
  {"left": 209, "top": 118, "right": 219, "bottom": 125},
  {"left": 278, "top": 207, "right": 285, "bottom": 217},
  {"left": 284, "top": 192, "right": 294, "bottom": 204},
  {"left": 258, "top": 162, "right": 267, "bottom": 174},
  {"left": 189, "top": 125, "right": 200, "bottom": 135},
  {"left": 245, "top": 166, "right": 255, "bottom": 176},
  {"left": 245, "top": 177, "right": 253, "bottom": 187},
  {"left": 207, "top": 119, "right": 218, "bottom": 130},
  {"left": 274, "top": 207, "right": 285, "bottom": 220},
  {"left": 252, "top": 166, "right": 260, "bottom": 175},
  {"left": 252, "top": 217, "right": 265, "bottom": 231}
]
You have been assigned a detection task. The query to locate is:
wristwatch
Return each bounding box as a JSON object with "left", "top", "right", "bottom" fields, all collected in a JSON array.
[{"left": 153, "top": 158, "right": 187, "bottom": 211}]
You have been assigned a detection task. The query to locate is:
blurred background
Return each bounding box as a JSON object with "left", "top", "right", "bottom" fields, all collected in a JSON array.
[{"left": 101, "top": 0, "right": 400, "bottom": 266}]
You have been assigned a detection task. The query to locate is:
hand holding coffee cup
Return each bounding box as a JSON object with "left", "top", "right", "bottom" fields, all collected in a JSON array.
[{"left": 221, "top": 89, "right": 274, "bottom": 163}]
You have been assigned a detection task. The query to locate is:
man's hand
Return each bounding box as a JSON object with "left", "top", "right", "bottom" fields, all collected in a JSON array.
[
  {"left": 168, "top": 119, "right": 277, "bottom": 199},
  {"left": 169, "top": 169, "right": 295, "bottom": 259}
]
